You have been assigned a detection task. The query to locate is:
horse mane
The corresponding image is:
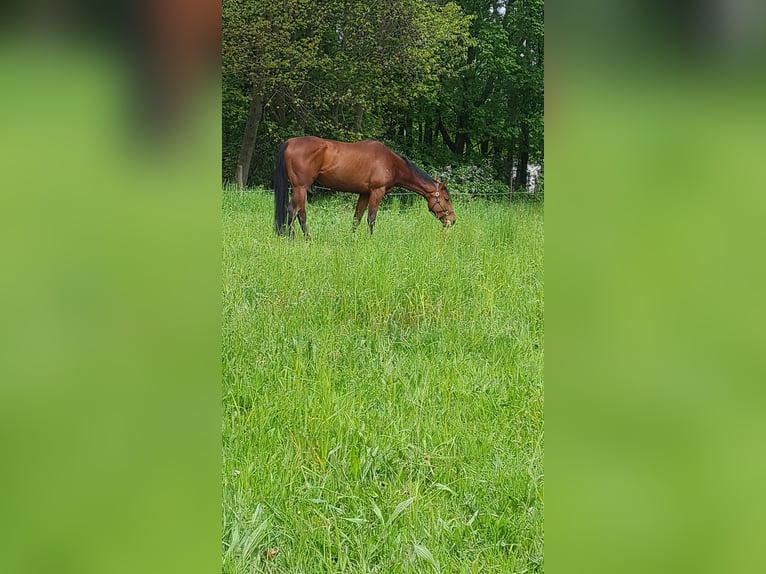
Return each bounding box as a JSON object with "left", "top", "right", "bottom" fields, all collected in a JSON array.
[{"left": 396, "top": 153, "right": 435, "bottom": 185}]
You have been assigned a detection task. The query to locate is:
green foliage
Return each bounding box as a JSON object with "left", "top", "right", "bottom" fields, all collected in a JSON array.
[
  {"left": 222, "top": 189, "right": 544, "bottom": 572},
  {"left": 223, "top": 0, "right": 544, "bottom": 187},
  {"left": 441, "top": 162, "right": 509, "bottom": 198}
]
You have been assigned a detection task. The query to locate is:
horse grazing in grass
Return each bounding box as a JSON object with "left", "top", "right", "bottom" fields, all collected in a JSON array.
[{"left": 272, "top": 136, "right": 456, "bottom": 237}]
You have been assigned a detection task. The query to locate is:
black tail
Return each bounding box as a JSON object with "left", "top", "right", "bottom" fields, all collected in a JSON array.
[{"left": 272, "top": 141, "right": 289, "bottom": 235}]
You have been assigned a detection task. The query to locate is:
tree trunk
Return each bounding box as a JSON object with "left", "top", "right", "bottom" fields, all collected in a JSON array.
[
  {"left": 514, "top": 122, "right": 530, "bottom": 191},
  {"left": 454, "top": 44, "right": 477, "bottom": 157},
  {"left": 404, "top": 113, "right": 413, "bottom": 148},
  {"left": 507, "top": 145, "right": 514, "bottom": 202},
  {"left": 491, "top": 136, "right": 502, "bottom": 165},
  {"left": 455, "top": 112, "right": 469, "bottom": 156},
  {"left": 274, "top": 90, "right": 287, "bottom": 128},
  {"left": 354, "top": 103, "right": 364, "bottom": 133},
  {"left": 436, "top": 117, "right": 455, "bottom": 153},
  {"left": 424, "top": 118, "right": 433, "bottom": 145},
  {"left": 234, "top": 87, "right": 263, "bottom": 189}
]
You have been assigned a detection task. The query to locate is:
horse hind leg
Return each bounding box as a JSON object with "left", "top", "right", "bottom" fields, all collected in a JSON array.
[
  {"left": 291, "top": 185, "right": 310, "bottom": 240},
  {"left": 353, "top": 194, "right": 370, "bottom": 232},
  {"left": 297, "top": 210, "right": 310, "bottom": 240},
  {"left": 286, "top": 201, "right": 297, "bottom": 239}
]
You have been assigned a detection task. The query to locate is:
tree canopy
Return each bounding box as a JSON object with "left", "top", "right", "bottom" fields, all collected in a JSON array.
[{"left": 223, "top": 0, "right": 543, "bottom": 190}]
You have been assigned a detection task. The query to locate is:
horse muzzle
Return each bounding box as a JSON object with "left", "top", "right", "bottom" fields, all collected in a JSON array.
[{"left": 440, "top": 213, "right": 456, "bottom": 228}]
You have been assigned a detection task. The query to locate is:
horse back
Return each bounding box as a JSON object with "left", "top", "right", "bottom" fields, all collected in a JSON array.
[{"left": 284, "top": 137, "right": 401, "bottom": 193}]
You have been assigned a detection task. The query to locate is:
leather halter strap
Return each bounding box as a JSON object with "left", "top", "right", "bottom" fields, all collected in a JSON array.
[{"left": 428, "top": 189, "right": 453, "bottom": 222}]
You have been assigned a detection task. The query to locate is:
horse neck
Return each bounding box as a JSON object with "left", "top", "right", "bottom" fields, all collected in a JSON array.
[{"left": 396, "top": 165, "right": 434, "bottom": 197}]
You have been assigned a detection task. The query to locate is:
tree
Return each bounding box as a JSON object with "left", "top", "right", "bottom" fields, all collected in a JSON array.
[
  {"left": 223, "top": 0, "right": 321, "bottom": 188},
  {"left": 414, "top": 0, "right": 543, "bottom": 191},
  {"left": 222, "top": 0, "right": 543, "bottom": 189}
]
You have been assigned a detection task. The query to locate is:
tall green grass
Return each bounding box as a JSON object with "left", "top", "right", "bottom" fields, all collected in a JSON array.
[{"left": 222, "top": 189, "right": 544, "bottom": 573}]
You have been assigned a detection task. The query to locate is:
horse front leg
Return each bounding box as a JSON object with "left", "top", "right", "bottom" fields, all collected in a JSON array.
[
  {"left": 366, "top": 188, "right": 385, "bottom": 235},
  {"left": 353, "top": 194, "right": 370, "bottom": 232}
]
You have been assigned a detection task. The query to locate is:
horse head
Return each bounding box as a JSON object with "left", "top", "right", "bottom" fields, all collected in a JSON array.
[{"left": 428, "top": 180, "right": 456, "bottom": 228}]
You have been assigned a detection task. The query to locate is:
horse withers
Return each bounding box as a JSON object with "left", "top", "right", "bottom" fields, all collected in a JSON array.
[{"left": 272, "top": 136, "right": 456, "bottom": 237}]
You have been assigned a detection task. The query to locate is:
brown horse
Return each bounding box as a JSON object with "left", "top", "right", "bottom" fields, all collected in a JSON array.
[{"left": 273, "top": 136, "right": 456, "bottom": 237}]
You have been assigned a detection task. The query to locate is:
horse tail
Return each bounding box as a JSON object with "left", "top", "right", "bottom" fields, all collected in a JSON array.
[{"left": 272, "top": 141, "right": 289, "bottom": 235}]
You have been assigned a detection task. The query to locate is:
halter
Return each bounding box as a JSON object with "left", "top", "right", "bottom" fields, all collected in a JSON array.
[{"left": 428, "top": 188, "right": 454, "bottom": 222}]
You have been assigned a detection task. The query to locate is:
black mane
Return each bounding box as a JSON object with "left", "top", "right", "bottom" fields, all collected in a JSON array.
[{"left": 396, "top": 153, "right": 435, "bottom": 185}]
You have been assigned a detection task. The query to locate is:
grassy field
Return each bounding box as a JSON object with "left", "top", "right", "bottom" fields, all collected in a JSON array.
[{"left": 222, "top": 189, "right": 544, "bottom": 573}]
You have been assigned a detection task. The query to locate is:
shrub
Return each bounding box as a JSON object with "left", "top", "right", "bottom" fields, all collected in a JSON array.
[{"left": 439, "top": 161, "right": 509, "bottom": 199}]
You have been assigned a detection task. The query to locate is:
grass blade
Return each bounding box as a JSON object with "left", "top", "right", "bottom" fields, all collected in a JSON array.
[
  {"left": 413, "top": 542, "right": 440, "bottom": 572},
  {"left": 387, "top": 496, "right": 416, "bottom": 526},
  {"left": 341, "top": 517, "right": 367, "bottom": 524},
  {"left": 433, "top": 483, "right": 456, "bottom": 496},
  {"left": 371, "top": 500, "right": 384, "bottom": 524}
]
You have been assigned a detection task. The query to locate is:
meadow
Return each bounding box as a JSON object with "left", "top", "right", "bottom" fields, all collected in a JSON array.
[{"left": 222, "top": 189, "right": 544, "bottom": 573}]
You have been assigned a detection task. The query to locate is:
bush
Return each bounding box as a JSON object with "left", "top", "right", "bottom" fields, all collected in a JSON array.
[{"left": 439, "top": 160, "right": 509, "bottom": 199}]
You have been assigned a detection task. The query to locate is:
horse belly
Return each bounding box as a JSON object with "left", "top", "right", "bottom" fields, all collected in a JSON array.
[{"left": 315, "top": 172, "right": 370, "bottom": 194}]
